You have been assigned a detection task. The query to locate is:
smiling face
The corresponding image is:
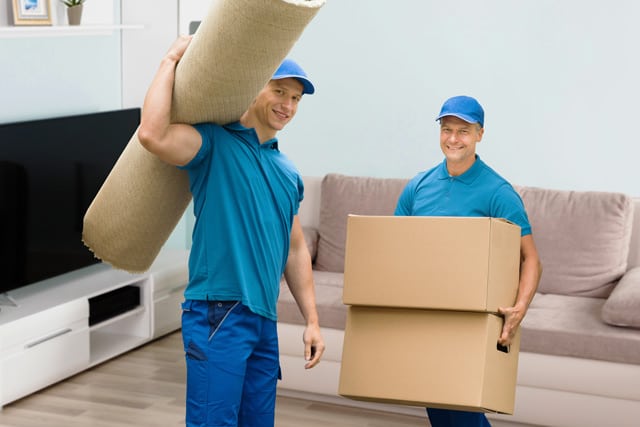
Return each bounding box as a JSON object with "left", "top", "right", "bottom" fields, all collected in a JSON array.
[
  {"left": 241, "top": 77, "right": 304, "bottom": 142},
  {"left": 439, "top": 115, "right": 484, "bottom": 176}
]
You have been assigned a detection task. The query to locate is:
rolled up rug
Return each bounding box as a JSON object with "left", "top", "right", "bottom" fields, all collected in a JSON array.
[{"left": 82, "top": 0, "right": 325, "bottom": 273}]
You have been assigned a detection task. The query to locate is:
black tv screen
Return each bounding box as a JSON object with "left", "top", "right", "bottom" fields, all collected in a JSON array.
[{"left": 0, "top": 108, "right": 140, "bottom": 293}]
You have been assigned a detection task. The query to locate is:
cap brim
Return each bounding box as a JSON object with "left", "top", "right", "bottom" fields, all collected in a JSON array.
[
  {"left": 274, "top": 75, "right": 315, "bottom": 95},
  {"left": 436, "top": 113, "right": 480, "bottom": 125}
]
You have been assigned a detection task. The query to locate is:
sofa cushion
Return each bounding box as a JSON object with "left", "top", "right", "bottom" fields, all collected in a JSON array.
[
  {"left": 601, "top": 267, "right": 640, "bottom": 328},
  {"left": 515, "top": 186, "right": 634, "bottom": 298},
  {"left": 278, "top": 271, "right": 347, "bottom": 330},
  {"left": 521, "top": 293, "right": 640, "bottom": 364},
  {"left": 314, "top": 174, "right": 408, "bottom": 273}
]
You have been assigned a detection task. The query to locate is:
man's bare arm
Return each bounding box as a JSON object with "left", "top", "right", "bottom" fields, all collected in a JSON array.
[
  {"left": 498, "top": 234, "right": 542, "bottom": 346},
  {"left": 284, "top": 216, "right": 325, "bottom": 369},
  {"left": 137, "top": 35, "right": 201, "bottom": 166}
]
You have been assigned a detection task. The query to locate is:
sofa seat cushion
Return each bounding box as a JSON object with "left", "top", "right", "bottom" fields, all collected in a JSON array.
[
  {"left": 601, "top": 266, "right": 640, "bottom": 328},
  {"left": 515, "top": 186, "right": 634, "bottom": 298},
  {"left": 521, "top": 293, "right": 640, "bottom": 364},
  {"left": 314, "top": 174, "right": 408, "bottom": 273},
  {"left": 278, "top": 271, "right": 347, "bottom": 330}
]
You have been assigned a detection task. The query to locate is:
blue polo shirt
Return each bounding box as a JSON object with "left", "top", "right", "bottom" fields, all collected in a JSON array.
[
  {"left": 179, "top": 121, "right": 303, "bottom": 321},
  {"left": 395, "top": 156, "right": 531, "bottom": 236}
]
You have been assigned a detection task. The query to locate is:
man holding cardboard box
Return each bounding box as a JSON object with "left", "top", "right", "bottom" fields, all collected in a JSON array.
[{"left": 394, "top": 95, "right": 542, "bottom": 426}]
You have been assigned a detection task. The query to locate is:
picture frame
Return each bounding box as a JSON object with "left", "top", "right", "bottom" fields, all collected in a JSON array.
[{"left": 12, "top": 0, "right": 52, "bottom": 26}]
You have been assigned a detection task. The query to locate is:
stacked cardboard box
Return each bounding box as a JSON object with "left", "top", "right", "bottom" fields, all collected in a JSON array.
[{"left": 338, "top": 215, "right": 521, "bottom": 414}]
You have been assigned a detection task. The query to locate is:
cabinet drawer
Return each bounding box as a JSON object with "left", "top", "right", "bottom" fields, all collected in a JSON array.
[
  {"left": 1, "top": 319, "right": 89, "bottom": 405},
  {"left": 0, "top": 299, "right": 88, "bottom": 351}
]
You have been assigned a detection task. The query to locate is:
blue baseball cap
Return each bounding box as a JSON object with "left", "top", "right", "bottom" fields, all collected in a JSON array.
[
  {"left": 436, "top": 95, "right": 484, "bottom": 128},
  {"left": 272, "top": 58, "right": 315, "bottom": 95}
]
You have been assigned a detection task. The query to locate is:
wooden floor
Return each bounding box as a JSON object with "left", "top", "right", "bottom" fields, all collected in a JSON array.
[
  {"left": 0, "top": 331, "right": 535, "bottom": 427},
  {"left": 0, "top": 331, "right": 428, "bottom": 427}
]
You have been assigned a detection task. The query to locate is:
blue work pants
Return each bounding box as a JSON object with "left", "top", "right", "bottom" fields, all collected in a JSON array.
[
  {"left": 427, "top": 407, "right": 492, "bottom": 426},
  {"left": 181, "top": 300, "right": 280, "bottom": 427}
]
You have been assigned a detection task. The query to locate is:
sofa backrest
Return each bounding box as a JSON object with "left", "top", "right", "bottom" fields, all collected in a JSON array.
[
  {"left": 312, "top": 174, "right": 408, "bottom": 273},
  {"left": 299, "top": 176, "right": 322, "bottom": 230},
  {"left": 300, "top": 175, "right": 639, "bottom": 297},
  {"left": 629, "top": 198, "right": 640, "bottom": 269},
  {"left": 515, "top": 186, "right": 635, "bottom": 298}
]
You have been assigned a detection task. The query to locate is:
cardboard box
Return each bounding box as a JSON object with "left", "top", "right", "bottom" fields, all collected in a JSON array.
[
  {"left": 338, "top": 306, "right": 520, "bottom": 414},
  {"left": 343, "top": 215, "right": 521, "bottom": 312}
]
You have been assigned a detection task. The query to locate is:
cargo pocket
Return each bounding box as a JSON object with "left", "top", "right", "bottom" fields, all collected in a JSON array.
[
  {"left": 180, "top": 300, "right": 209, "bottom": 424},
  {"left": 207, "top": 300, "right": 239, "bottom": 339}
]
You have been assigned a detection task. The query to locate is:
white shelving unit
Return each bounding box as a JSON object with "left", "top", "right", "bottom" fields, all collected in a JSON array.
[
  {"left": 0, "top": 24, "right": 143, "bottom": 38},
  {"left": 0, "top": 249, "right": 189, "bottom": 409},
  {"left": 0, "top": 0, "right": 143, "bottom": 38}
]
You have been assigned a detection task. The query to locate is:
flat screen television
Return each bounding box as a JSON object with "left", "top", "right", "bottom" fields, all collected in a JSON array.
[{"left": 0, "top": 108, "right": 141, "bottom": 295}]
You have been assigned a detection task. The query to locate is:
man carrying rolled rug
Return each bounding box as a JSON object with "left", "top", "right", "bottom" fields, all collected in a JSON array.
[{"left": 138, "top": 35, "right": 325, "bottom": 427}]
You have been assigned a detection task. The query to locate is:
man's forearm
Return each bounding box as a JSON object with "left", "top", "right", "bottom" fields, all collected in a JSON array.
[
  {"left": 139, "top": 35, "right": 191, "bottom": 148},
  {"left": 284, "top": 249, "right": 319, "bottom": 327}
]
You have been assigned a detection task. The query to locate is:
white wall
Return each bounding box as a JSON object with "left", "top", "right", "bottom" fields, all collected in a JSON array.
[
  {"left": 279, "top": 0, "right": 640, "bottom": 196},
  {"left": 3, "top": 0, "right": 639, "bottom": 253},
  {"left": 121, "top": 1, "right": 178, "bottom": 109},
  {"left": 0, "top": 0, "right": 123, "bottom": 123}
]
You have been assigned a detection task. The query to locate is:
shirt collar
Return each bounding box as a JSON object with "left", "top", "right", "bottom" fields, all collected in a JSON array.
[
  {"left": 436, "top": 155, "right": 484, "bottom": 185},
  {"left": 224, "top": 121, "right": 279, "bottom": 150}
]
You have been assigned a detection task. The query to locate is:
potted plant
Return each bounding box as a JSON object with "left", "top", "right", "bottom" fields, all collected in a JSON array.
[{"left": 60, "top": 0, "right": 86, "bottom": 26}]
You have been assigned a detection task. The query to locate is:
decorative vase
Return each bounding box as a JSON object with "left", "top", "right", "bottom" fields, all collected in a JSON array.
[{"left": 67, "top": 4, "right": 83, "bottom": 26}]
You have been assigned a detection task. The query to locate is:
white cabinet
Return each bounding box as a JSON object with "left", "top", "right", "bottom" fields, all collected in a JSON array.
[
  {"left": 152, "top": 281, "right": 187, "bottom": 340},
  {"left": 147, "top": 250, "right": 189, "bottom": 340},
  {"left": 88, "top": 277, "right": 152, "bottom": 367},
  {"left": 0, "top": 249, "right": 189, "bottom": 409},
  {"left": 0, "top": 299, "right": 89, "bottom": 405}
]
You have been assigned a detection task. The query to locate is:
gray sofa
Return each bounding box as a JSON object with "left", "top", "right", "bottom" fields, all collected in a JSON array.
[{"left": 276, "top": 173, "right": 640, "bottom": 427}]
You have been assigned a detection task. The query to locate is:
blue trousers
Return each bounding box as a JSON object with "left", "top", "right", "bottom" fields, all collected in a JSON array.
[
  {"left": 427, "top": 408, "right": 491, "bottom": 427},
  {"left": 181, "top": 300, "right": 280, "bottom": 427}
]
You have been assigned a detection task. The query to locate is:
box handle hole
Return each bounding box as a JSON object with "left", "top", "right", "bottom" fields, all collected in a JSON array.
[{"left": 497, "top": 342, "right": 510, "bottom": 353}]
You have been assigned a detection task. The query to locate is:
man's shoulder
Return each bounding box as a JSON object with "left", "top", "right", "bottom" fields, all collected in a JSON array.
[
  {"left": 475, "top": 159, "right": 514, "bottom": 187},
  {"left": 408, "top": 163, "right": 442, "bottom": 184},
  {"left": 194, "top": 121, "right": 234, "bottom": 134}
]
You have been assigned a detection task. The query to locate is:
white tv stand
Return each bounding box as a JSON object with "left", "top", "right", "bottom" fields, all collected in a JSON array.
[{"left": 0, "top": 249, "right": 189, "bottom": 409}]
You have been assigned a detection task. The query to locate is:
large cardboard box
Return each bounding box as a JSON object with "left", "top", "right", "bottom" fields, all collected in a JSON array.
[
  {"left": 338, "top": 306, "right": 520, "bottom": 414},
  {"left": 343, "top": 215, "right": 521, "bottom": 312}
]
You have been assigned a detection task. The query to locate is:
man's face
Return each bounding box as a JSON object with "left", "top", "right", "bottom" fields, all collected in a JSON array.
[
  {"left": 439, "top": 116, "right": 484, "bottom": 170},
  {"left": 252, "top": 78, "right": 304, "bottom": 132}
]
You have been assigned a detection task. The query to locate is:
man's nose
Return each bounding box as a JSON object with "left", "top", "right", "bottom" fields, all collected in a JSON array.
[{"left": 281, "top": 98, "right": 294, "bottom": 110}]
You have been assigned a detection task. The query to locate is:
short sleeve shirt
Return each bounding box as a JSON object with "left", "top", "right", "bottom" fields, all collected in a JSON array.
[
  {"left": 179, "top": 121, "right": 304, "bottom": 320},
  {"left": 395, "top": 156, "right": 531, "bottom": 236}
]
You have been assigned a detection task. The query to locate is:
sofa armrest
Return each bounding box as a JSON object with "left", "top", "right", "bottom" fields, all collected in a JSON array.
[
  {"left": 302, "top": 226, "right": 319, "bottom": 262},
  {"left": 601, "top": 266, "right": 640, "bottom": 328}
]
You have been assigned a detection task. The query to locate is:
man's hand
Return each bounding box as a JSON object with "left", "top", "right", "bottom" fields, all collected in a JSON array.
[
  {"left": 497, "top": 303, "right": 526, "bottom": 347},
  {"left": 166, "top": 34, "right": 192, "bottom": 63},
  {"left": 303, "top": 323, "right": 325, "bottom": 369}
]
